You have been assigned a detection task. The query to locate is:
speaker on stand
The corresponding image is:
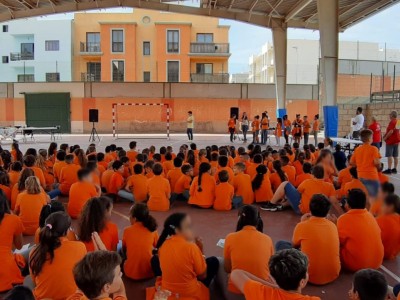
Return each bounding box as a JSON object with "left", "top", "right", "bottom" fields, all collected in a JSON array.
[{"left": 88, "top": 109, "right": 100, "bottom": 142}]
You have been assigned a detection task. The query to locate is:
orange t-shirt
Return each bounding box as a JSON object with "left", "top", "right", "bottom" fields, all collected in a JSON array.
[
  {"left": 376, "top": 214, "right": 400, "bottom": 260},
  {"left": 147, "top": 175, "right": 171, "bottom": 211},
  {"left": 370, "top": 198, "right": 383, "bottom": 216},
  {"left": 163, "top": 160, "right": 174, "bottom": 176},
  {"left": 350, "top": 144, "right": 380, "bottom": 180},
  {"left": 293, "top": 217, "right": 340, "bottom": 285},
  {"left": 68, "top": 181, "right": 98, "bottom": 219},
  {"left": 252, "top": 120, "right": 260, "bottom": 131},
  {"left": 228, "top": 118, "right": 236, "bottom": 129},
  {"left": 175, "top": 174, "right": 192, "bottom": 194},
  {"left": 122, "top": 222, "right": 159, "bottom": 280},
  {"left": 15, "top": 192, "right": 47, "bottom": 235},
  {"left": 233, "top": 173, "right": 254, "bottom": 205},
  {"left": 108, "top": 172, "right": 124, "bottom": 195},
  {"left": 292, "top": 161, "right": 303, "bottom": 176},
  {"left": 341, "top": 179, "right": 368, "bottom": 199},
  {"left": 337, "top": 209, "right": 384, "bottom": 272},
  {"left": 245, "top": 163, "right": 260, "bottom": 180},
  {"left": 294, "top": 173, "right": 313, "bottom": 188},
  {"left": 215, "top": 166, "right": 235, "bottom": 185},
  {"left": 313, "top": 120, "right": 320, "bottom": 132},
  {"left": 189, "top": 173, "right": 216, "bottom": 208},
  {"left": 337, "top": 167, "right": 352, "bottom": 188},
  {"left": 269, "top": 172, "right": 286, "bottom": 192},
  {"left": 0, "top": 184, "right": 11, "bottom": 202},
  {"left": 127, "top": 150, "right": 138, "bottom": 162},
  {"left": 303, "top": 120, "right": 311, "bottom": 133},
  {"left": 282, "top": 165, "right": 296, "bottom": 185},
  {"left": 253, "top": 175, "right": 273, "bottom": 203},
  {"left": 0, "top": 214, "right": 24, "bottom": 292},
  {"left": 31, "top": 238, "right": 87, "bottom": 300},
  {"left": 126, "top": 174, "right": 148, "bottom": 202},
  {"left": 59, "top": 164, "right": 81, "bottom": 195},
  {"left": 214, "top": 182, "right": 234, "bottom": 211},
  {"left": 167, "top": 168, "right": 183, "bottom": 193},
  {"left": 159, "top": 235, "right": 208, "bottom": 299},
  {"left": 67, "top": 292, "right": 127, "bottom": 300},
  {"left": 297, "top": 179, "right": 336, "bottom": 214},
  {"left": 275, "top": 123, "right": 282, "bottom": 137},
  {"left": 224, "top": 226, "right": 274, "bottom": 293},
  {"left": 8, "top": 170, "right": 20, "bottom": 188},
  {"left": 261, "top": 117, "right": 269, "bottom": 130},
  {"left": 82, "top": 221, "right": 119, "bottom": 252},
  {"left": 243, "top": 280, "right": 320, "bottom": 300},
  {"left": 28, "top": 167, "right": 46, "bottom": 188},
  {"left": 378, "top": 172, "right": 389, "bottom": 184},
  {"left": 101, "top": 169, "right": 114, "bottom": 191},
  {"left": 53, "top": 161, "right": 67, "bottom": 182}
]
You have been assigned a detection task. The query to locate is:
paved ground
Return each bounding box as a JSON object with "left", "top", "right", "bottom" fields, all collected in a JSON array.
[{"left": 2, "top": 133, "right": 399, "bottom": 300}]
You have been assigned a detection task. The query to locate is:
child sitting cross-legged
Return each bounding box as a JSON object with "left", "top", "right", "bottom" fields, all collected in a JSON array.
[{"left": 213, "top": 170, "right": 234, "bottom": 211}]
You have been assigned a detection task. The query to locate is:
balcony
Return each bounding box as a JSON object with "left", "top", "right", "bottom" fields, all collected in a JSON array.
[
  {"left": 189, "top": 43, "right": 230, "bottom": 56},
  {"left": 190, "top": 73, "right": 229, "bottom": 83},
  {"left": 81, "top": 72, "right": 101, "bottom": 82},
  {"left": 80, "top": 42, "right": 102, "bottom": 55},
  {"left": 10, "top": 52, "right": 34, "bottom": 61}
]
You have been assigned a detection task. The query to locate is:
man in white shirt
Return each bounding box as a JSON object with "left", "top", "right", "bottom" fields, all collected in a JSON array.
[
  {"left": 187, "top": 111, "right": 194, "bottom": 141},
  {"left": 352, "top": 107, "right": 364, "bottom": 139}
]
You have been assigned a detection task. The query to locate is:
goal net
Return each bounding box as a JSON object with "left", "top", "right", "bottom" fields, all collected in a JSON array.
[{"left": 112, "top": 103, "right": 170, "bottom": 139}]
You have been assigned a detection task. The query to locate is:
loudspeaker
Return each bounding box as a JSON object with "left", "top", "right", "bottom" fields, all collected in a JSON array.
[
  {"left": 230, "top": 107, "right": 239, "bottom": 119},
  {"left": 89, "top": 109, "right": 99, "bottom": 123}
]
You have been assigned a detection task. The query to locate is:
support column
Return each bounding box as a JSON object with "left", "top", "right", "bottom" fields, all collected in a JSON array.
[
  {"left": 272, "top": 23, "right": 287, "bottom": 118},
  {"left": 318, "top": 0, "right": 339, "bottom": 137}
]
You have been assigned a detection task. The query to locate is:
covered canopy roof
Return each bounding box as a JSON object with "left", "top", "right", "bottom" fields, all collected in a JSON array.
[{"left": 0, "top": 0, "right": 398, "bottom": 30}]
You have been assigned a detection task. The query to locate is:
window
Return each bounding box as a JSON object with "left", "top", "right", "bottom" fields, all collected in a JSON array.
[
  {"left": 143, "top": 71, "right": 150, "bottom": 82},
  {"left": 112, "top": 60, "right": 124, "bottom": 82},
  {"left": 21, "top": 43, "right": 34, "bottom": 60},
  {"left": 17, "top": 74, "right": 34, "bottom": 82},
  {"left": 45, "top": 40, "right": 59, "bottom": 51},
  {"left": 167, "top": 30, "right": 179, "bottom": 53},
  {"left": 2, "top": 56, "right": 8, "bottom": 63},
  {"left": 86, "top": 32, "right": 101, "bottom": 52},
  {"left": 112, "top": 30, "right": 124, "bottom": 53},
  {"left": 46, "top": 73, "right": 60, "bottom": 82},
  {"left": 143, "top": 41, "right": 150, "bottom": 56},
  {"left": 196, "top": 63, "right": 213, "bottom": 74},
  {"left": 85, "top": 62, "right": 101, "bottom": 82},
  {"left": 167, "top": 61, "right": 179, "bottom": 82},
  {"left": 196, "top": 33, "right": 213, "bottom": 43},
  {"left": 2, "top": 25, "right": 8, "bottom": 32}
]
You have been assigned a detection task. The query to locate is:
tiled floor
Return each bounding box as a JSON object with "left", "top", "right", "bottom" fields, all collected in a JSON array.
[{"left": 3, "top": 133, "right": 400, "bottom": 300}]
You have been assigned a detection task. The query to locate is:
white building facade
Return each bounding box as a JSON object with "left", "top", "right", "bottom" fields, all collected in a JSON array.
[{"left": 0, "top": 19, "right": 72, "bottom": 82}]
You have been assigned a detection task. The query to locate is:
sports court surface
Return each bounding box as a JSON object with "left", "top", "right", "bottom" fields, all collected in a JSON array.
[{"left": 2, "top": 133, "right": 399, "bottom": 300}]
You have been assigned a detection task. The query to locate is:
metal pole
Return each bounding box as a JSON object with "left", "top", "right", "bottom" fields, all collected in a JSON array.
[
  {"left": 369, "top": 72, "right": 372, "bottom": 103},
  {"left": 23, "top": 61, "right": 26, "bottom": 82},
  {"left": 382, "top": 68, "right": 385, "bottom": 101},
  {"left": 393, "top": 65, "right": 396, "bottom": 101}
]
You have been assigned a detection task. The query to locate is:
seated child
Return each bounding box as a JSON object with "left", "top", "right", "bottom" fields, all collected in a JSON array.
[
  {"left": 231, "top": 249, "right": 321, "bottom": 300},
  {"left": 8, "top": 162, "right": 22, "bottom": 188},
  {"left": 294, "top": 162, "right": 313, "bottom": 187},
  {"left": 175, "top": 164, "right": 193, "bottom": 201},
  {"left": 281, "top": 156, "right": 296, "bottom": 185},
  {"left": 340, "top": 167, "right": 368, "bottom": 200},
  {"left": 215, "top": 155, "right": 235, "bottom": 185},
  {"left": 233, "top": 162, "right": 254, "bottom": 206},
  {"left": 127, "top": 141, "right": 138, "bottom": 162},
  {"left": 214, "top": 170, "right": 234, "bottom": 211},
  {"left": 162, "top": 152, "right": 174, "bottom": 175},
  {"left": 124, "top": 164, "right": 148, "bottom": 202},
  {"left": 0, "top": 171, "right": 11, "bottom": 201},
  {"left": 167, "top": 157, "right": 184, "bottom": 199},
  {"left": 252, "top": 165, "right": 273, "bottom": 203},
  {"left": 349, "top": 269, "right": 388, "bottom": 300},
  {"left": 189, "top": 162, "right": 216, "bottom": 208},
  {"left": 147, "top": 163, "right": 171, "bottom": 212},
  {"left": 49, "top": 154, "right": 80, "bottom": 198},
  {"left": 370, "top": 182, "right": 394, "bottom": 216},
  {"left": 108, "top": 161, "right": 128, "bottom": 200}
]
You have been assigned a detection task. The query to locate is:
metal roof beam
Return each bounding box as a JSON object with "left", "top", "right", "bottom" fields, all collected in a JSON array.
[{"left": 285, "top": 0, "right": 313, "bottom": 22}]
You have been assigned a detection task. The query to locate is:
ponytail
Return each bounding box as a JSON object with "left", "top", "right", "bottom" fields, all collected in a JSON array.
[
  {"left": 0, "top": 190, "right": 10, "bottom": 224},
  {"left": 30, "top": 212, "right": 71, "bottom": 276},
  {"left": 236, "top": 205, "right": 263, "bottom": 233},
  {"left": 197, "top": 162, "right": 211, "bottom": 192},
  {"left": 130, "top": 203, "right": 158, "bottom": 232},
  {"left": 252, "top": 165, "right": 267, "bottom": 191},
  {"left": 153, "top": 212, "right": 187, "bottom": 255},
  {"left": 273, "top": 160, "right": 287, "bottom": 183}
]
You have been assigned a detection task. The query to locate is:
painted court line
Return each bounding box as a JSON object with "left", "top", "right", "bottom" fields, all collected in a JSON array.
[
  {"left": 112, "top": 210, "right": 130, "bottom": 221},
  {"left": 380, "top": 265, "right": 400, "bottom": 282}
]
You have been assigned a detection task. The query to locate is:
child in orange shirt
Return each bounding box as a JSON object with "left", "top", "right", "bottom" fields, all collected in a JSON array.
[
  {"left": 101, "top": 162, "right": 114, "bottom": 192},
  {"left": 294, "top": 162, "right": 313, "bottom": 187},
  {"left": 349, "top": 269, "right": 388, "bottom": 300},
  {"left": 214, "top": 170, "right": 234, "bottom": 211},
  {"left": 215, "top": 155, "right": 235, "bottom": 185},
  {"left": 233, "top": 162, "right": 254, "bottom": 206},
  {"left": 0, "top": 171, "right": 11, "bottom": 202},
  {"left": 189, "top": 162, "right": 216, "bottom": 208},
  {"left": 10, "top": 168, "right": 34, "bottom": 210},
  {"left": 53, "top": 150, "right": 67, "bottom": 182},
  {"left": 70, "top": 251, "right": 127, "bottom": 300},
  {"left": 340, "top": 167, "right": 369, "bottom": 200},
  {"left": 147, "top": 163, "right": 171, "bottom": 211},
  {"left": 175, "top": 164, "right": 193, "bottom": 201},
  {"left": 144, "top": 160, "right": 155, "bottom": 179},
  {"left": 8, "top": 162, "right": 22, "bottom": 189},
  {"left": 275, "top": 117, "right": 283, "bottom": 146},
  {"left": 246, "top": 154, "right": 262, "bottom": 180},
  {"left": 167, "top": 157, "right": 184, "bottom": 199},
  {"left": 78, "top": 196, "right": 119, "bottom": 252},
  {"left": 23, "top": 155, "right": 46, "bottom": 189},
  {"left": 162, "top": 152, "right": 175, "bottom": 176},
  {"left": 231, "top": 249, "right": 321, "bottom": 300},
  {"left": 50, "top": 154, "right": 80, "bottom": 198},
  {"left": 252, "top": 115, "right": 260, "bottom": 144},
  {"left": 376, "top": 194, "right": 400, "bottom": 260},
  {"left": 108, "top": 161, "right": 129, "bottom": 200},
  {"left": 269, "top": 160, "right": 288, "bottom": 192},
  {"left": 127, "top": 141, "right": 138, "bottom": 162},
  {"left": 281, "top": 156, "right": 296, "bottom": 185},
  {"left": 252, "top": 165, "right": 273, "bottom": 203},
  {"left": 124, "top": 164, "right": 148, "bottom": 202},
  {"left": 122, "top": 203, "right": 159, "bottom": 280},
  {"left": 97, "top": 152, "right": 108, "bottom": 171},
  {"left": 370, "top": 182, "right": 394, "bottom": 216}
]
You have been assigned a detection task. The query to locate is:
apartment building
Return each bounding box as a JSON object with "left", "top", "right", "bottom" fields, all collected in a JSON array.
[
  {"left": 0, "top": 19, "right": 72, "bottom": 82},
  {"left": 73, "top": 10, "right": 231, "bottom": 83}
]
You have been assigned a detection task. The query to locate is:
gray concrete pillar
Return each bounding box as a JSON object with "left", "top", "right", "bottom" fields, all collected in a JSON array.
[{"left": 272, "top": 23, "right": 287, "bottom": 117}]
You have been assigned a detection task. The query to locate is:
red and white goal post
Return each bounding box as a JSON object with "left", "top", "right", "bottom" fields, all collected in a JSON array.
[{"left": 112, "top": 103, "right": 170, "bottom": 140}]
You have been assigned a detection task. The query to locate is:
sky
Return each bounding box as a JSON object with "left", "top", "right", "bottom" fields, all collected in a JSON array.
[{"left": 38, "top": 2, "right": 400, "bottom": 73}]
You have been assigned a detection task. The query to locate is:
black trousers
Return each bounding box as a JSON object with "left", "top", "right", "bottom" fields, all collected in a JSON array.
[
  {"left": 229, "top": 128, "right": 235, "bottom": 142},
  {"left": 187, "top": 128, "right": 193, "bottom": 140}
]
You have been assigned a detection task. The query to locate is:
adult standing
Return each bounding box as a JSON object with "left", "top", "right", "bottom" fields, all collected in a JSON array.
[
  {"left": 303, "top": 115, "right": 311, "bottom": 146},
  {"left": 228, "top": 114, "right": 236, "bottom": 143},
  {"left": 283, "top": 115, "right": 291, "bottom": 145},
  {"left": 312, "top": 114, "right": 320, "bottom": 146},
  {"left": 292, "top": 114, "right": 303, "bottom": 144},
  {"left": 241, "top": 112, "right": 249, "bottom": 142},
  {"left": 187, "top": 111, "right": 194, "bottom": 141},
  {"left": 383, "top": 110, "right": 400, "bottom": 174},
  {"left": 368, "top": 116, "right": 382, "bottom": 149},
  {"left": 261, "top": 112, "right": 269, "bottom": 145},
  {"left": 352, "top": 107, "right": 364, "bottom": 139}
]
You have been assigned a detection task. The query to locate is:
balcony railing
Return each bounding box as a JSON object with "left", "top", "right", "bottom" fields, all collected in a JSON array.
[
  {"left": 81, "top": 72, "right": 101, "bottom": 82},
  {"left": 190, "top": 73, "right": 229, "bottom": 83},
  {"left": 190, "top": 43, "right": 230, "bottom": 54},
  {"left": 80, "top": 42, "right": 101, "bottom": 53},
  {"left": 10, "top": 52, "right": 34, "bottom": 61}
]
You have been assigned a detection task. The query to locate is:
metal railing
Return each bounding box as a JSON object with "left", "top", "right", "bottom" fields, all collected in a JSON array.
[
  {"left": 81, "top": 72, "right": 101, "bottom": 82},
  {"left": 10, "top": 52, "right": 34, "bottom": 61},
  {"left": 190, "top": 73, "right": 229, "bottom": 83},
  {"left": 190, "top": 43, "right": 230, "bottom": 54},
  {"left": 80, "top": 42, "right": 101, "bottom": 53}
]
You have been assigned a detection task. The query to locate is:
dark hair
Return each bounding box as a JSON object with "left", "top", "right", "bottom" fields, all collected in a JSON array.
[
  {"left": 96, "top": 152, "right": 105, "bottom": 162},
  {"left": 0, "top": 190, "right": 10, "bottom": 224},
  {"left": 353, "top": 269, "right": 387, "bottom": 300},
  {"left": 133, "top": 163, "right": 143, "bottom": 174},
  {"left": 65, "top": 154, "right": 74, "bottom": 163},
  {"left": 236, "top": 205, "right": 263, "bottom": 232},
  {"left": 56, "top": 150, "right": 66, "bottom": 162},
  {"left": 186, "top": 150, "right": 196, "bottom": 167},
  {"left": 30, "top": 212, "right": 71, "bottom": 276},
  {"left": 273, "top": 160, "right": 287, "bottom": 183},
  {"left": 11, "top": 161, "right": 23, "bottom": 172},
  {"left": 153, "top": 212, "right": 187, "bottom": 255},
  {"left": 78, "top": 168, "right": 92, "bottom": 181},
  {"left": 25, "top": 148, "right": 37, "bottom": 157},
  {"left": 357, "top": 107, "right": 363, "bottom": 113},
  {"left": 120, "top": 156, "right": 130, "bottom": 164},
  {"left": 78, "top": 197, "right": 112, "bottom": 243},
  {"left": 86, "top": 161, "right": 97, "bottom": 172},
  {"left": 12, "top": 142, "right": 23, "bottom": 162},
  {"left": 153, "top": 153, "right": 162, "bottom": 162},
  {"left": 252, "top": 164, "right": 267, "bottom": 191},
  {"left": 129, "top": 141, "right": 137, "bottom": 149},
  {"left": 253, "top": 154, "right": 263, "bottom": 164},
  {"left": 144, "top": 160, "right": 155, "bottom": 171},
  {"left": 4, "top": 285, "right": 35, "bottom": 300},
  {"left": 302, "top": 162, "right": 312, "bottom": 174},
  {"left": 130, "top": 203, "right": 157, "bottom": 232},
  {"left": 382, "top": 182, "right": 395, "bottom": 194},
  {"left": 309, "top": 194, "right": 331, "bottom": 217},
  {"left": 312, "top": 165, "right": 325, "bottom": 179},
  {"left": 181, "top": 164, "right": 192, "bottom": 175},
  {"left": 384, "top": 194, "right": 400, "bottom": 214},
  {"left": 0, "top": 171, "right": 10, "bottom": 186},
  {"left": 18, "top": 168, "right": 34, "bottom": 192},
  {"left": 73, "top": 251, "right": 122, "bottom": 299},
  {"left": 173, "top": 157, "right": 183, "bottom": 168},
  {"left": 218, "top": 170, "right": 229, "bottom": 183},
  {"left": 197, "top": 162, "right": 211, "bottom": 192},
  {"left": 48, "top": 142, "right": 58, "bottom": 156},
  {"left": 112, "top": 160, "right": 123, "bottom": 171},
  {"left": 269, "top": 249, "right": 308, "bottom": 291},
  {"left": 218, "top": 155, "right": 228, "bottom": 168},
  {"left": 280, "top": 155, "right": 290, "bottom": 166},
  {"left": 349, "top": 167, "right": 358, "bottom": 179},
  {"left": 39, "top": 201, "right": 65, "bottom": 228},
  {"left": 23, "top": 155, "right": 36, "bottom": 167},
  {"left": 347, "top": 189, "right": 367, "bottom": 209},
  {"left": 153, "top": 163, "right": 163, "bottom": 176}
]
